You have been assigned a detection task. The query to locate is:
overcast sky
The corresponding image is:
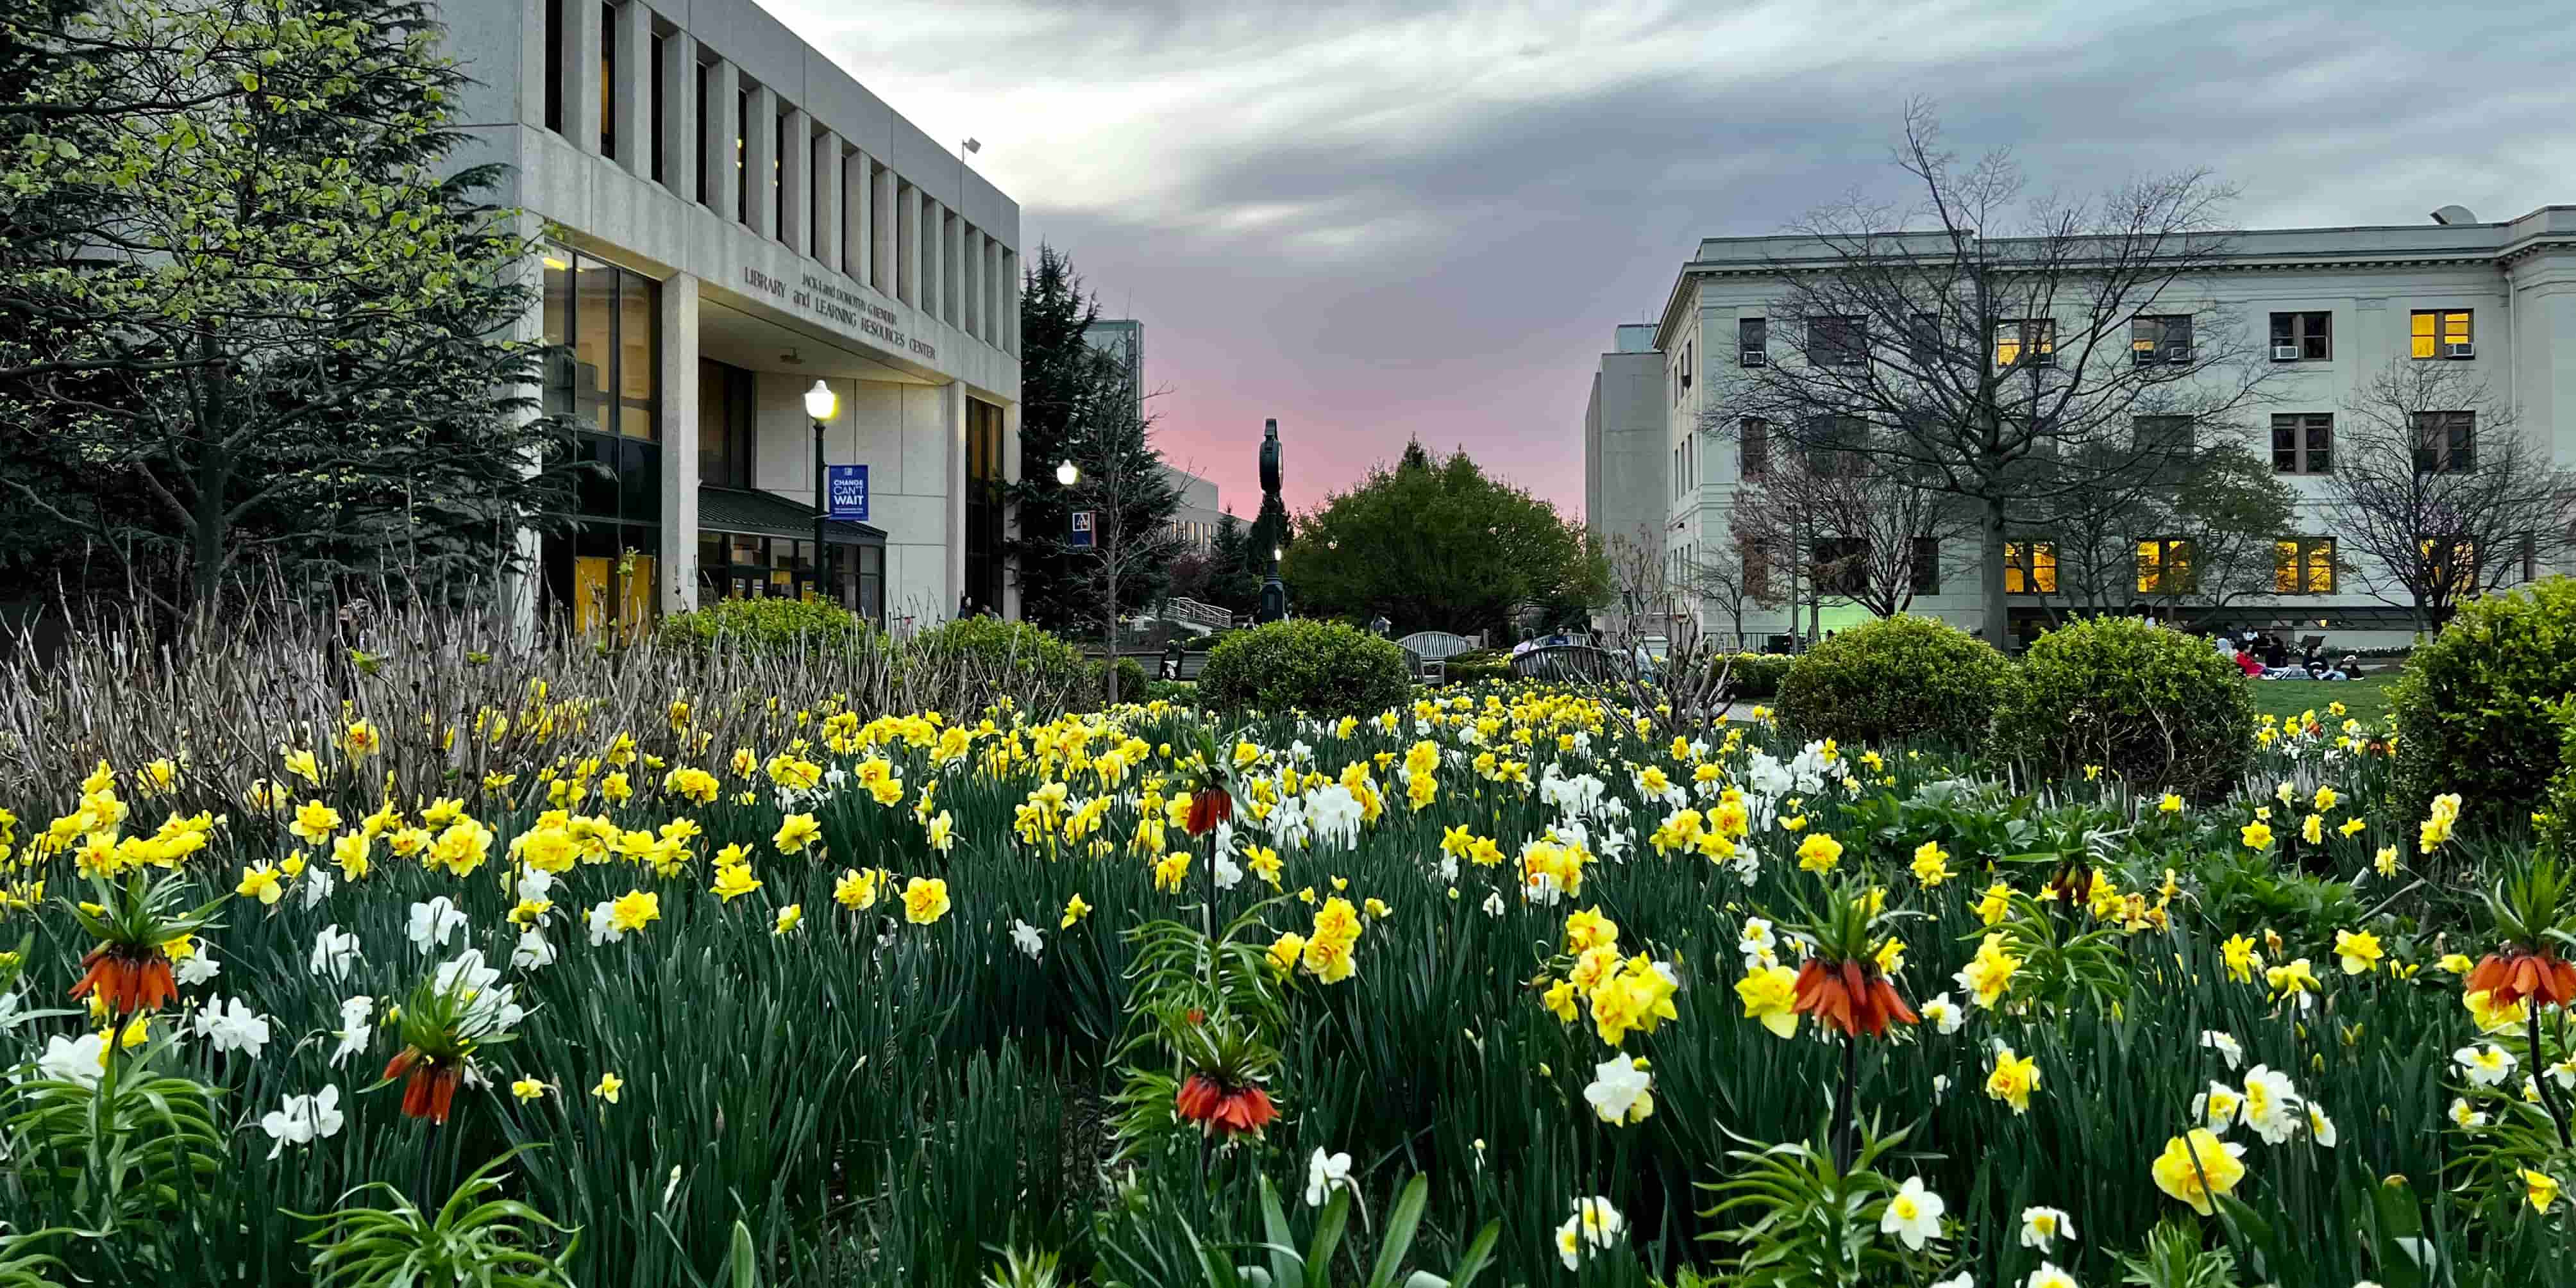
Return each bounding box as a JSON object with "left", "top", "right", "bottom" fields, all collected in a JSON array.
[{"left": 764, "top": 0, "right": 2576, "bottom": 519}]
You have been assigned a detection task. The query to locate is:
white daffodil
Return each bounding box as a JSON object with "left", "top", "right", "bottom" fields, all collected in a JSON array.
[
  {"left": 37, "top": 1033, "right": 105, "bottom": 1088},
  {"left": 2018, "top": 1205, "right": 2076, "bottom": 1250},
  {"left": 331, "top": 995, "right": 373, "bottom": 1067},
  {"left": 257, "top": 1085, "right": 346, "bottom": 1160},
  {"left": 1582, "top": 1055, "right": 1654, "bottom": 1126},
  {"left": 2200, "top": 1030, "right": 2244, "bottom": 1071},
  {"left": 1880, "top": 1176, "right": 1946, "bottom": 1250},
  {"left": 194, "top": 996, "right": 272, "bottom": 1058},
  {"left": 1304, "top": 1148, "right": 1353, "bottom": 1207},
  {"left": 309, "top": 924, "right": 361, "bottom": 980},
  {"left": 2455, "top": 1044, "right": 2515, "bottom": 1087},
  {"left": 407, "top": 896, "right": 467, "bottom": 952},
  {"left": 1009, "top": 919, "right": 1045, "bottom": 960}
]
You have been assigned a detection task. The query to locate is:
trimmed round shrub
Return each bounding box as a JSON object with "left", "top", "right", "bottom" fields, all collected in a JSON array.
[
  {"left": 1197, "top": 619, "right": 1411, "bottom": 715},
  {"left": 906, "top": 617, "right": 1089, "bottom": 694},
  {"left": 2391, "top": 577, "right": 2576, "bottom": 835},
  {"left": 655, "top": 596, "right": 873, "bottom": 656},
  {"left": 1720, "top": 652, "right": 1794, "bottom": 700},
  {"left": 1992, "top": 616, "right": 2255, "bottom": 799},
  {"left": 1774, "top": 615, "right": 2008, "bottom": 747},
  {"left": 2540, "top": 699, "right": 2576, "bottom": 860},
  {"left": 1090, "top": 655, "right": 1150, "bottom": 703}
]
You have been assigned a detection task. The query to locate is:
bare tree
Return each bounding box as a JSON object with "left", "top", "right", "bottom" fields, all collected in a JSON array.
[
  {"left": 2314, "top": 358, "right": 2576, "bottom": 631},
  {"left": 1682, "top": 526, "right": 1781, "bottom": 648},
  {"left": 1700, "top": 100, "right": 2277, "bottom": 648},
  {"left": 1065, "top": 415, "right": 1184, "bottom": 704},
  {"left": 2019, "top": 440, "right": 2297, "bottom": 626},
  {"left": 1732, "top": 452, "right": 1975, "bottom": 621},
  {"left": 1590, "top": 528, "right": 1741, "bottom": 743}
]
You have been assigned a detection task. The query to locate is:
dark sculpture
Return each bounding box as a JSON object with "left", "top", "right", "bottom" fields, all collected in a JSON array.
[{"left": 1256, "top": 419, "right": 1288, "bottom": 624}]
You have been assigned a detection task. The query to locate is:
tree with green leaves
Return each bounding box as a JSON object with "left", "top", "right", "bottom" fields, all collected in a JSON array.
[
  {"left": 0, "top": 0, "right": 575, "bottom": 612},
  {"left": 1004, "top": 244, "right": 1181, "bottom": 634},
  {"left": 1284, "top": 440, "right": 1602, "bottom": 640}
]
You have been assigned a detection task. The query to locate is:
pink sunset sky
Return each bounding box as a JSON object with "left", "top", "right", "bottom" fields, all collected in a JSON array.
[{"left": 764, "top": 0, "right": 2575, "bottom": 521}]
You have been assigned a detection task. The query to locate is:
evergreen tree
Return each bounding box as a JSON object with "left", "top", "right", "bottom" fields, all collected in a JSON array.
[
  {"left": 1203, "top": 512, "right": 1261, "bottom": 617},
  {"left": 0, "top": 0, "right": 576, "bottom": 612},
  {"left": 1005, "top": 244, "right": 1181, "bottom": 631},
  {"left": 1284, "top": 439, "right": 1603, "bottom": 639}
]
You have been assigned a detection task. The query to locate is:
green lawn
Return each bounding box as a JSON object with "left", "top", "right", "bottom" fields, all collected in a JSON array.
[{"left": 2247, "top": 670, "right": 2398, "bottom": 728}]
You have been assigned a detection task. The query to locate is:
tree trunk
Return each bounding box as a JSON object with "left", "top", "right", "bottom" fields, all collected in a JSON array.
[
  {"left": 1980, "top": 496, "right": 2011, "bottom": 649},
  {"left": 1104, "top": 566, "right": 1120, "bottom": 705}
]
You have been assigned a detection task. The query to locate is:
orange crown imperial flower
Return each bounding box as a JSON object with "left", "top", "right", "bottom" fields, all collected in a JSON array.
[
  {"left": 1174, "top": 1071, "right": 1278, "bottom": 1137},
  {"left": 1781, "top": 877, "right": 1923, "bottom": 1039},
  {"left": 64, "top": 870, "right": 225, "bottom": 1015},
  {"left": 2467, "top": 948, "right": 2576, "bottom": 1010}
]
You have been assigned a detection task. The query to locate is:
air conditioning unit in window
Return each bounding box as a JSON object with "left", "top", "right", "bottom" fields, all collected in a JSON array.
[
  {"left": 2164, "top": 346, "right": 2192, "bottom": 364},
  {"left": 2446, "top": 342, "right": 2475, "bottom": 358},
  {"left": 1740, "top": 347, "right": 1766, "bottom": 367},
  {"left": 2271, "top": 344, "right": 2302, "bottom": 361}
]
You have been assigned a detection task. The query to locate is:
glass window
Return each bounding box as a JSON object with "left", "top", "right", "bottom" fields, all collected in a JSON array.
[
  {"left": 2411, "top": 310, "right": 2473, "bottom": 359},
  {"left": 543, "top": 0, "right": 565, "bottom": 133},
  {"left": 2412, "top": 411, "right": 2473, "bottom": 473},
  {"left": 2271, "top": 414, "right": 2332, "bottom": 473},
  {"left": 1994, "top": 319, "right": 2055, "bottom": 368},
  {"left": 1738, "top": 317, "right": 1766, "bottom": 365},
  {"left": 598, "top": 3, "right": 615, "bottom": 156},
  {"left": 1740, "top": 417, "right": 1767, "bottom": 480},
  {"left": 618, "top": 270, "right": 657, "bottom": 439},
  {"left": 572, "top": 260, "right": 616, "bottom": 432},
  {"left": 2269, "top": 312, "right": 2330, "bottom": 361},
  {"left": 2132, "top": 315, "right": 2191, "bottom": 364},
  {"left": 648, "top": 31, "right": 664, "bottom": 182},
  {"left": 2135, "top": 539, "right": 2195, "bottom": 594},
  {"left": 1806, "top": 315, "right": 1866, "bottom": 366},
  {"left": 2274, "top": 538, "right": 2334, "bottom": 594},
  {"left": 2005, "top": 542, "right": 2057, "bottom": 594},
  {"left": 1910, "top": 535, "right": 1939, "bottom": 596}
]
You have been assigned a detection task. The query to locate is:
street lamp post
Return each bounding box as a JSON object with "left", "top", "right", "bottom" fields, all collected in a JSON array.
[{"left": 805, "top": 380, "right": 838, "bottom": 603}]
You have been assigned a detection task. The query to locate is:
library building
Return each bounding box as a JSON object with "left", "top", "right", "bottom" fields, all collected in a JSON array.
[{"left": 446, "top": 0, "right": 1023, "bottom": 632}]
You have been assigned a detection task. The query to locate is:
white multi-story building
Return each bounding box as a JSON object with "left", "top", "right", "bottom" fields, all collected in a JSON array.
[
  {"left": 444, "top": 0, "right": 1023, "bottom": 632},
  {"left": 1622, "top": 205, "right": 2576, "bottom": 647},
  {"left": 1159, "top": 466, "right": 1231, "bottom": 552}
]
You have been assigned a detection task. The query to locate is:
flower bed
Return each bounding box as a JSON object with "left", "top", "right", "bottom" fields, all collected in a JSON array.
[{"left": 0, "top": 624, "right": 2563, "bottom": 1287}]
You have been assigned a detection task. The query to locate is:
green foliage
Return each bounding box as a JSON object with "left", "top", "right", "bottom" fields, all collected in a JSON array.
[
  {"left": 1440, "top": 649, "right": 1511, "bottom": 684},
  {"left": 2542, "top": 699, "right": 2576, "bottom": 859},
  {"left": 1776, "top": 615, "right": 2008, "bottom": 746},
  {"left": 908, "top": 617, "right": 1088, "bottom": 689},
  {"left": 2389, "top": 577, "right": 2576, "bottom": 835},
  {"left": 1993, "top": 616, "right": 2256, "bottom": 799},
  {"left": 1721, "top": 652, "right": 1794, "bottom": 700},
  {"left": 0, "top": 0, "right": 579, "bottom": 609},
  {"left": 1697, "top": 1122, "right": 1955, "bottom": 1287},
  {"left": 2116, "top": 1219, "right": 2241, "bottom": 1288},
  {"left": 1197, "top": 621, "right": 1411, "bottom": 715},
  {"left": 1092, "top": 656, "right": 1150, "bottom": 705},
  {"left": 296, "top": 1146, "right": 578, "bottom": 1288},
  {"left": 1, "top": 1038, "right": 226, "bottom": 1277},
  {"left": 655, "top": 598, "right": 875, "bottom": 657},
  {"left": 1282, "top": 440, "right": 1603, "bottom": 640},
  {"left": 1005, "top": 246, "right": 1182, "bottom": 632}
]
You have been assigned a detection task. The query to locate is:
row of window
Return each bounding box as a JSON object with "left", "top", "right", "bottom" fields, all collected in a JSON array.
[
  {"left": 539, "top": 0, "right": 1017, "bottom": 352},
  {"left": 1728, "top": 308, "right": 2482, "bottom": 370},
  {"left": 1729, "top": 410, "right": 2477, "bottom": 480},
  {"left": 1163, "top": 519, "right": 1220, "bottom": 548}
]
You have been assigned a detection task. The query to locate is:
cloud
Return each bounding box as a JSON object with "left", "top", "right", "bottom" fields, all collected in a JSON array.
[{"left": 764, "top": 0, "right": 2576, "bottom": 517}]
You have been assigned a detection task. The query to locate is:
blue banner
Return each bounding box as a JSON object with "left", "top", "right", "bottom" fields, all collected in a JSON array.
[
  {"left": 825, "top": 464, "right": 869, "bottom": 521},
  {"left": 1069, "top": 510, "right": 1095, "bottom": 549}
]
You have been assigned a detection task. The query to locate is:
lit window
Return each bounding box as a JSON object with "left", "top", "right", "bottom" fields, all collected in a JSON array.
[
  {"left": 1994, "top": 319, "right": 2055, "bottom": 368},
  {"left": 2135, "top": 539, "right": 2195, "bottom": 594},
  {"left": 2411, "top": 310, "right": 2473, "bottom": 359},
  {"left": 2005, "top": 542, "right": 2057, "bottom": 594},
  {"left": 2420, "top": 536, "right": 2478, "bottom": 594},
  {"left": 2273, "top": 539, "right": 2336, "bottom": 594}
]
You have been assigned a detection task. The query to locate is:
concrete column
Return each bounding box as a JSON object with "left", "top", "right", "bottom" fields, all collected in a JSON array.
[
  {"left": 922, "top": 196, "right": 944, "bottom": 322},
  {"left": 814, "top": 135, "right": 843, "bottom": 272},
  {"left": 945, "top": 380, "right": 968, "bottom": 610},
  {"left": 777, "top": 105, "right": 807, "bottom": 253},
  {"left": 943, "top": 210, "right": 962, "bottom": 326},
  {"left": 873, "top": 164, "right": 897, "bottom": 295},
  {"left": 656, "top": 27, "right": 695, "bottom": 198},
  {"left": 703, "top": 60, "right": 738, "bottom": 217},
  {"left": 567, "top": 0, "right": 602, "bottom": 149},
  {"left": 501, "top": 237, "right": 549, "bottom": 645},
  {"left": 985, "top": 238, "right": 1004, "bottom": 346},
  {"left": 1001, "top": 249, "right": 1018, "bottom": 353},
  {"left": 1000, "top": 399, "right": 1022, "bottom": 619},
  {"left": 844, "top": 150, "right": 869, "bottom": 289},
  {"left": 961, "top": 227, "right": 980, "bottom": 339},
  {"left": 659, "top": 274, "right": 701, "bottom": 612},
  {"left": 609, "top": 1, "right": 648, "bottom": 172},
  {"left": 742, "top": 81, "right": 774, "bottom": 236},
  {"left": 895, "top": 180, "right": 918, "bottom": 306}
]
